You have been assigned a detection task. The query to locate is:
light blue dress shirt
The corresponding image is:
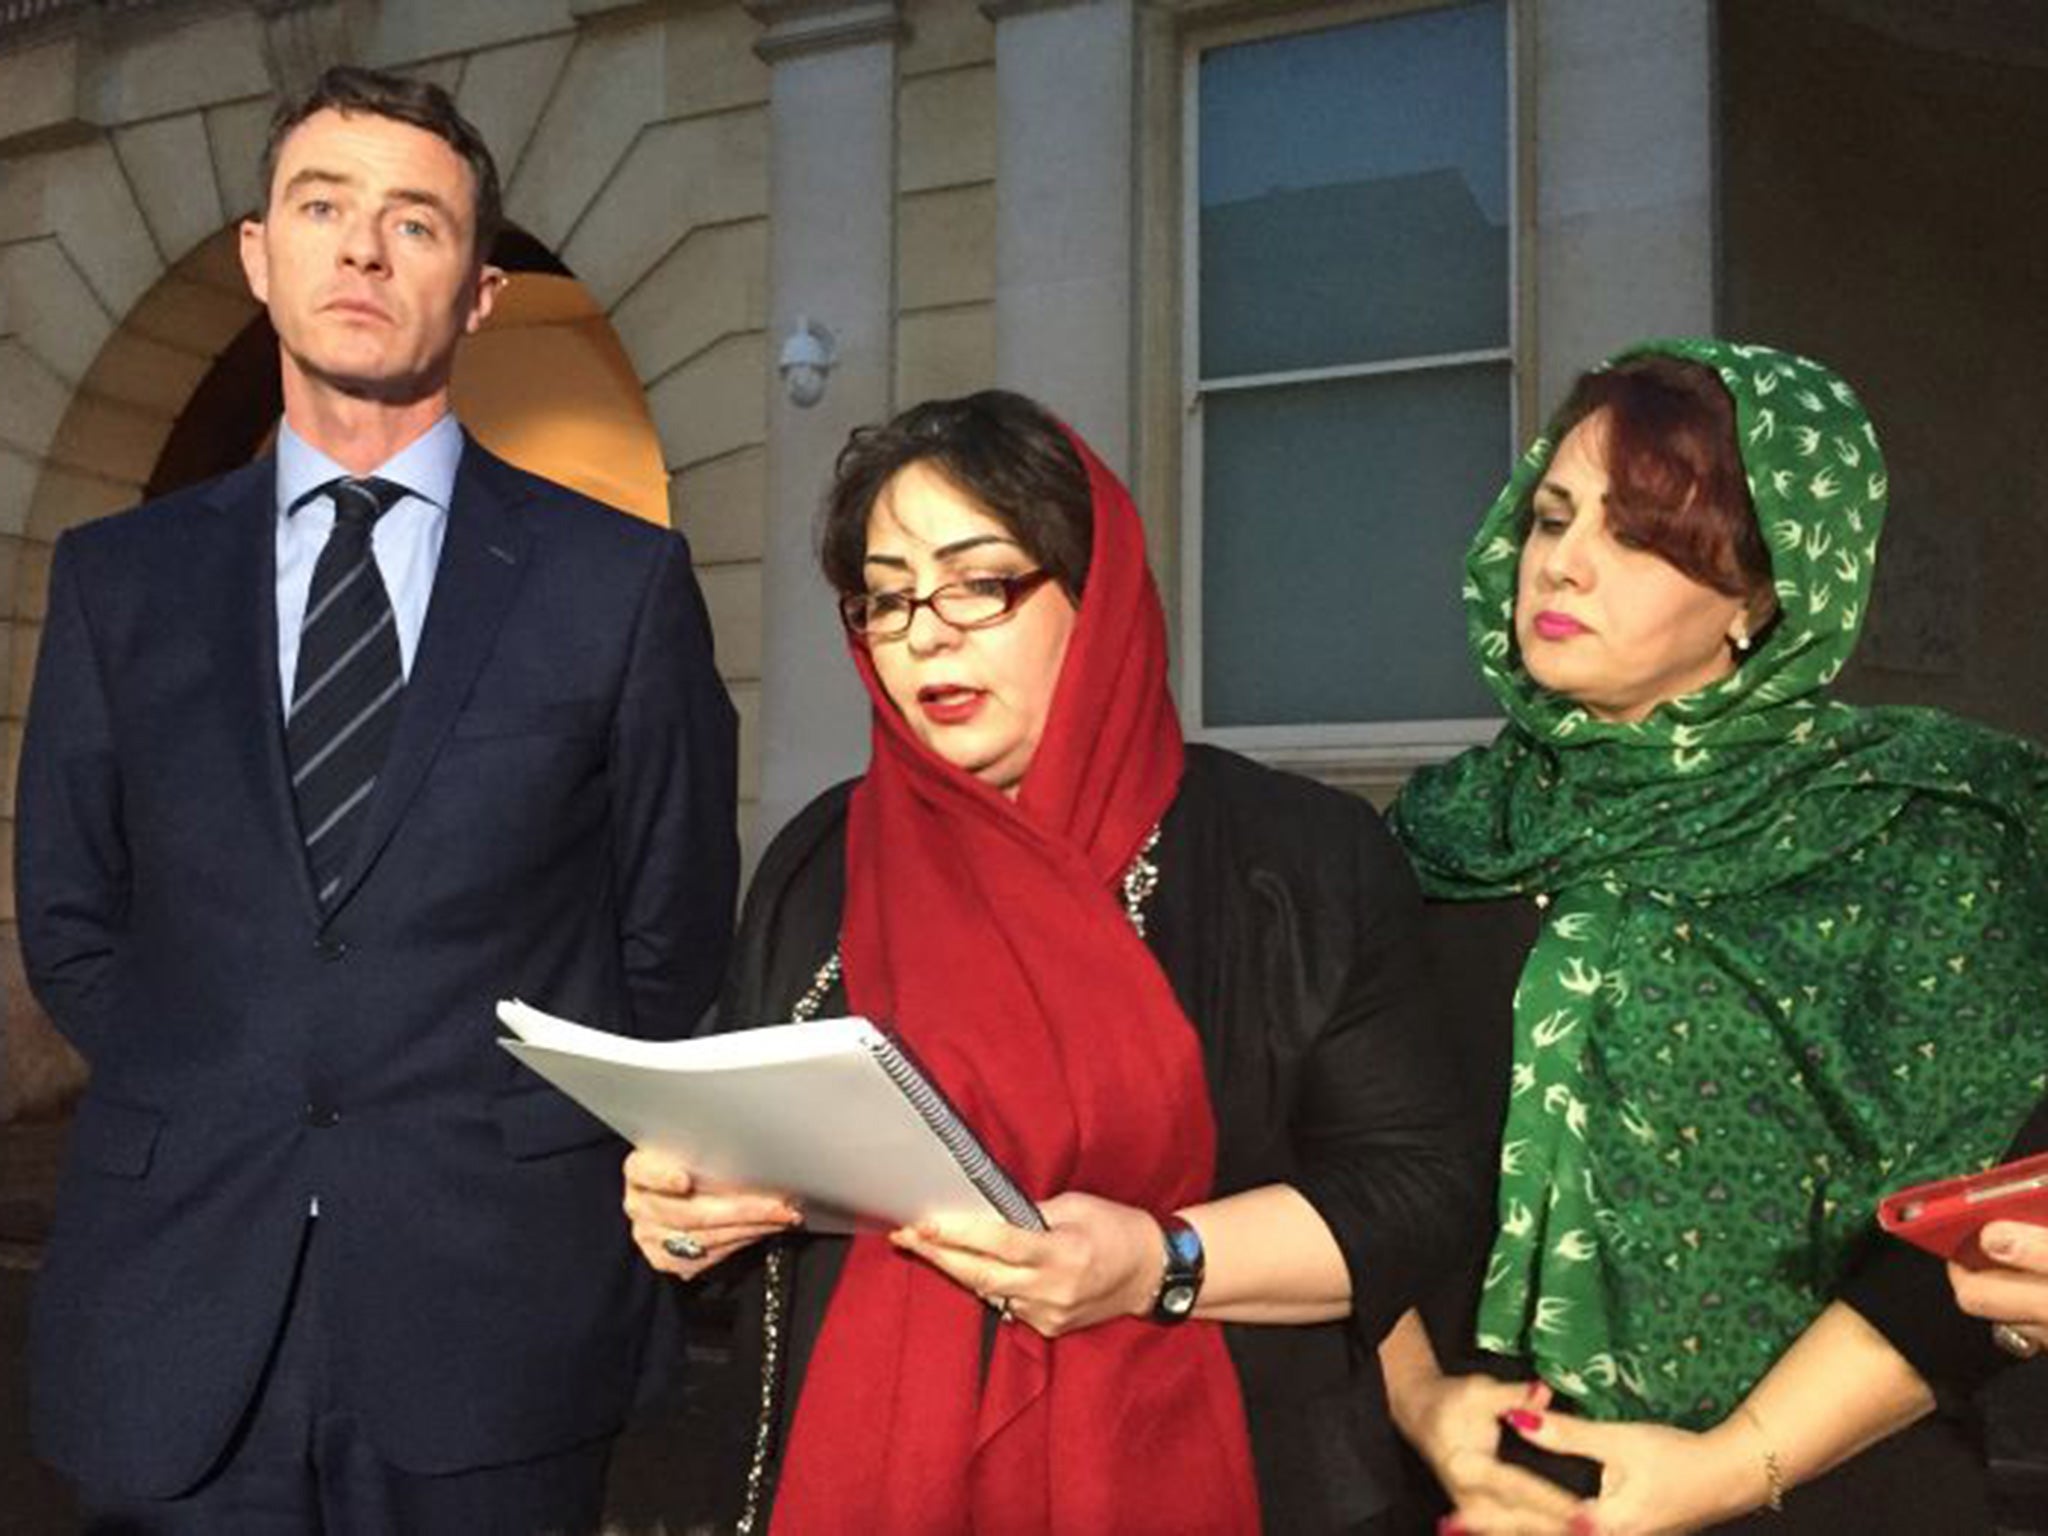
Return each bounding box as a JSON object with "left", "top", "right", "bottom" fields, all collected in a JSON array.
[{"left": 274, "top": 413, "right": 462, "bottom": 712}]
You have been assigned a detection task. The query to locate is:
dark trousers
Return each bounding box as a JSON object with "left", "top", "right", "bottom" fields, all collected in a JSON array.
[{"left": 77, "top": 1222, "right": 612, "bottom": 1535}]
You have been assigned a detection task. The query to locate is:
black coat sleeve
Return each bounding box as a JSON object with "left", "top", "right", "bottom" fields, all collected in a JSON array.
[
  {"left": 15, "top": 531, "right": 128, "bottom": 1064},
  {"left": 1156, "top": 750, "right": 1491, "bottom": 1349},
  {"left": 1839, "top": 1096, "right": 2048, "bottom": 1400},
  {"left": 1285, "top": 805, "right": 1494, "bottom": 1344},
  {"left": 608, "top": 531, "right": 739, "bottom": 1038},
  {"left": 1411, "top": 897, "right": 1542, "bottom": 1366}
]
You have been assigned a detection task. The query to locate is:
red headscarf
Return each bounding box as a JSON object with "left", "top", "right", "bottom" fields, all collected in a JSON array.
[{"left": 769, "top": 423, "right": 1261, "bottom": 1533}]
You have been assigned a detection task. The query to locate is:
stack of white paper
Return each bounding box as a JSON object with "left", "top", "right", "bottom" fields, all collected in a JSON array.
[{"left": 497, "top": 1000, "right": 1042, "bottom": 1233}]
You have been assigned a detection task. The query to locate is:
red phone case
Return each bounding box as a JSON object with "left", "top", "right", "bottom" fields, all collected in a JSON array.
[{"left": 1878, "top": 1149, "right": 2048, "bottom": 1264}]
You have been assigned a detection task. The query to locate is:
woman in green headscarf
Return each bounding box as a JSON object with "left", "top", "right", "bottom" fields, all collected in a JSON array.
[{"left": 1383, "top": 339, "right": 2048, "bottom": 1533}]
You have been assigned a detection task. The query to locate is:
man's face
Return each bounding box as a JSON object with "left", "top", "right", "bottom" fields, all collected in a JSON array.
[{"left": 239, "top": 108, "right": 502, "bottom": 406}]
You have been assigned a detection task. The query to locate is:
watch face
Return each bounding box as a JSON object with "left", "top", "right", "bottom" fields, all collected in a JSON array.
[{"left": 1161, "top": 1283, "right": 1197, "bottom": 1318}]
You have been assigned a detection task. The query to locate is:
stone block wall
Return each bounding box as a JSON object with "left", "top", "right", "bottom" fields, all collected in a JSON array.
[{"left": 895, "top": 0, "right": 997, "bottom": 404}]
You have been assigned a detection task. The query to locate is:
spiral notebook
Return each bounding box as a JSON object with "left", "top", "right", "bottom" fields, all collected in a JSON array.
[{"left": 497, "top": 1000, "right": 1045, "bottom": 1234}]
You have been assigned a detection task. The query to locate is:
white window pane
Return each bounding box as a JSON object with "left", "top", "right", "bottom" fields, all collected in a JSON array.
[
  {"left": 1201, "top": 365, "right": 1509, "bottom": 727},
  {"left": 1198, "top": 1, "right": 1508, "bottom": 380}
]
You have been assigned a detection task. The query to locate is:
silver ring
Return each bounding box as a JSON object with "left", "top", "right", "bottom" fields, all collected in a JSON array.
[
  {"left": 662, "top": 1231, "right": 707, "bottom": 1261},
  {"left": 1992, "top": 1323, "right": 2042, "bottom": 1360}
]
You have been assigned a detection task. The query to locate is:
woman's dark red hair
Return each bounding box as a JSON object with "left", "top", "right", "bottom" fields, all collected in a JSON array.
[{"left": 1549, "top": 355, "right": 1774, "bottom": 603}]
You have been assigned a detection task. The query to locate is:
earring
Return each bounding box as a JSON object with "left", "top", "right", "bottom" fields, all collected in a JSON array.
[{"left": 1732, "top": 629, "right": 1752, "bottom": 654}]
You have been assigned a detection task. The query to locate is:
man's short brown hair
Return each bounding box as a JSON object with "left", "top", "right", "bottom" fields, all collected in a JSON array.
[{"left": 258, "top": 64, "right": 503, "bottom": 259}]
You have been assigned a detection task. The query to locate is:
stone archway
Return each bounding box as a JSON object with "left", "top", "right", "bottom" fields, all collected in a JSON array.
[{"left": 0, "top": 3, "right": 781, "bottom": 1119}]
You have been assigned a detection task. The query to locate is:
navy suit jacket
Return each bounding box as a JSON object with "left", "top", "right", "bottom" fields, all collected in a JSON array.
[{"left": 16, "top": 439, "right": 738, "bottom": 1495}]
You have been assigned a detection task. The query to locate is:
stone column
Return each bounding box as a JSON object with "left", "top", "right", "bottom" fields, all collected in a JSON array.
[
  {"left": 744, "top": 1, "right": 903, "bottom": 858},
  {"left": 982, "top": 0, "right": 1136, "bottom": 474},
  {"left": 1533, "top": 0, "right": 1714, "bottom": 408}
]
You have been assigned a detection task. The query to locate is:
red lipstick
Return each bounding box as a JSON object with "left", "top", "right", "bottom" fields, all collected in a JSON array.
[{"left": 916, "top": 685, "right": 985, "bottom": 725}]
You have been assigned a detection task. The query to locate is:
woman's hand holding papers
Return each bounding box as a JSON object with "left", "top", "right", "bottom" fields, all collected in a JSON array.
[
  {"left": 888, "top": 1192, "right": 1164, "bottom": 1337},
  {"left": 624, "top": 1148, "right": 803, "bottom": 1280}
]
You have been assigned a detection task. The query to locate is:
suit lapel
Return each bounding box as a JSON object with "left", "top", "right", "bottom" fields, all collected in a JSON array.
[
  {"left": 323, "top": 438, "right": 532, "bottom": 918},
  {"left": 205, "top": 457, "right": 329, "bottom": 920}
]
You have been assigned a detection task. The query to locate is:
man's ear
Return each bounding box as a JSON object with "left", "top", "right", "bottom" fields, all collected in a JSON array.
[
  {"left": 238, "top": 218, "right": 270, "bottom": 305},
  {"left": 463, "top": 264, "right": 507, "bottom": 336}
]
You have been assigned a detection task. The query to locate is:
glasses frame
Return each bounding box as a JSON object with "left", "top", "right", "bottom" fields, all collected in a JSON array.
[{"left": 839, "top": 568, "right": 1058, "bottom": 642}]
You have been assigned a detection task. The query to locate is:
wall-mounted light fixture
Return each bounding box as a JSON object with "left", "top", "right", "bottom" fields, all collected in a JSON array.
[{"left": 777, "top": 316, "right": 837, "bottom": 408}]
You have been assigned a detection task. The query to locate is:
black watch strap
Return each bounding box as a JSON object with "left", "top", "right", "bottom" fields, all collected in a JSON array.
[{"left": 1151, "top": 1214, "right": 1205, "bottom": 1324}]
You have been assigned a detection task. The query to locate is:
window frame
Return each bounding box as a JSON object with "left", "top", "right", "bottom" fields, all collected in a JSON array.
[{"left": 1175, "top": 0, "right": 1529, "bottom": 774}]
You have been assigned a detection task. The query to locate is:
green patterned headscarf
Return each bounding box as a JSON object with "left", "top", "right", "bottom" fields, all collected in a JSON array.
[{"left": 1390, "top": 339, "right": 2048, "bottom": 1427}]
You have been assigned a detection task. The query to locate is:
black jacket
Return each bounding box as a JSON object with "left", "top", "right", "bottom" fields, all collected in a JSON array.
[{"left": 690, "top": 744, "right": 1489, "bottom": 1532}]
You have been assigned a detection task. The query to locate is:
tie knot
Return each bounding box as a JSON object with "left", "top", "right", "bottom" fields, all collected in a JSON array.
[{"left": 328, "top": 477, "right": 406, "bottom": 529}]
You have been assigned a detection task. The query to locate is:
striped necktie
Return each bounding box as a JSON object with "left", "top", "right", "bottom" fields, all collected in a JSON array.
[{"left": 288, "top": 476, "right": 407, "bottom": 908}]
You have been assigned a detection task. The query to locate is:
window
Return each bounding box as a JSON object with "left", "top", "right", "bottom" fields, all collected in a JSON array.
[{"left": 1183, "top": 0, "right": 1515, "bottom": 764}]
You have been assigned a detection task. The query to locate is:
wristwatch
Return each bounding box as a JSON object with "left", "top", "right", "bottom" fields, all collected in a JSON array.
[{"left": 1151, "top": 1214, "right": 1206, "bottom": 1324}]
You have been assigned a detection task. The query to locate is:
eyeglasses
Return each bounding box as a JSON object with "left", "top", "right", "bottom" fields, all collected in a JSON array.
[{"left": 838, "top": 569, "right": 1057, "bottom": 641}]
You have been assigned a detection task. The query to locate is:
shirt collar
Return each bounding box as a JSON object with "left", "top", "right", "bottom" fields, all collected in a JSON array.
[{"left": 275, "top": 413, "right": 465, "bottom": 517}]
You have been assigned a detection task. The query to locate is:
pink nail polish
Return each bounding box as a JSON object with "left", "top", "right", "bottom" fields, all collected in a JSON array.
[
  {"left": 1501, "top": 1408, "right": 1544, "bottom": 1432},
  {"left": 1569, "top": 1512, "right": 1600, "bottom": 1536},
  {"left": 1436, "top": 1518, "right": 1469, "bottom": 1536}
]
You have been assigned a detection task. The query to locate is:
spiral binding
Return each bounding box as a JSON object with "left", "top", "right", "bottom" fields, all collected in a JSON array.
[{"left": 862, "top": 1036, "right": 1047, "bottom": 1232}]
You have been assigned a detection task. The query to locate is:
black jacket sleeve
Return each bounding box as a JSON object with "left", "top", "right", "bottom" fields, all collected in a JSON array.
[
  {"left": 1285, "top": 803, "right": 1494, "bottom": 1344},
  {"left": 1839, "top": 1096, "right": 2048, "bottom": 1400},
  {"left": 1152, "top": 749, "right": 1491, "bottom": 1347},
  {"left": 1410, "top": 896, "right": 1542, "bottom": 1366},
  {"left": 16, "top": 531, "right": 128, "bottom": 1064},
  {"left": 609, "top": 532, "right": 740, "bottom": 1038}
]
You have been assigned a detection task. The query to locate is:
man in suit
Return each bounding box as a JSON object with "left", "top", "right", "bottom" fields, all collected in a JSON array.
[{"left": 15, "top": 65, "right": 738, "bottom": 1531}]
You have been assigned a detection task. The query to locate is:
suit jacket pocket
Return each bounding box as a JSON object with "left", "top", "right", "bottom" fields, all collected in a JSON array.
[
  {"left": 452, "top": 700, "right": 608, "bottom": 742},
  {"left": 69, "top": 1093, "right": 163, "bottom": 1179},
  {"left": 493, "top": 1085, "right": 617, "bottom": 1161}
]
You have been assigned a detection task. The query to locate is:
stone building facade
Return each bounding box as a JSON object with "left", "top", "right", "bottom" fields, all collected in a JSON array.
[{"left": 2, "top": 0, "right": 2043, "bottom": 1113}]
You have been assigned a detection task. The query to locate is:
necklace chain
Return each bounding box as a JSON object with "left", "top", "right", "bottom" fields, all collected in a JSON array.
[
  {"left": 1120, "top": 825, "right": 1163, "bottom": 937},
  {"left": 789, "top": 951, "right": 842, "bottom": 1022}
]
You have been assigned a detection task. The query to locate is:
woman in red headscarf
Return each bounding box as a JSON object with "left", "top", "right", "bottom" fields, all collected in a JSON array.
[{"left": 624, "top": 391, "right": 1484, "bottom": 1534}]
